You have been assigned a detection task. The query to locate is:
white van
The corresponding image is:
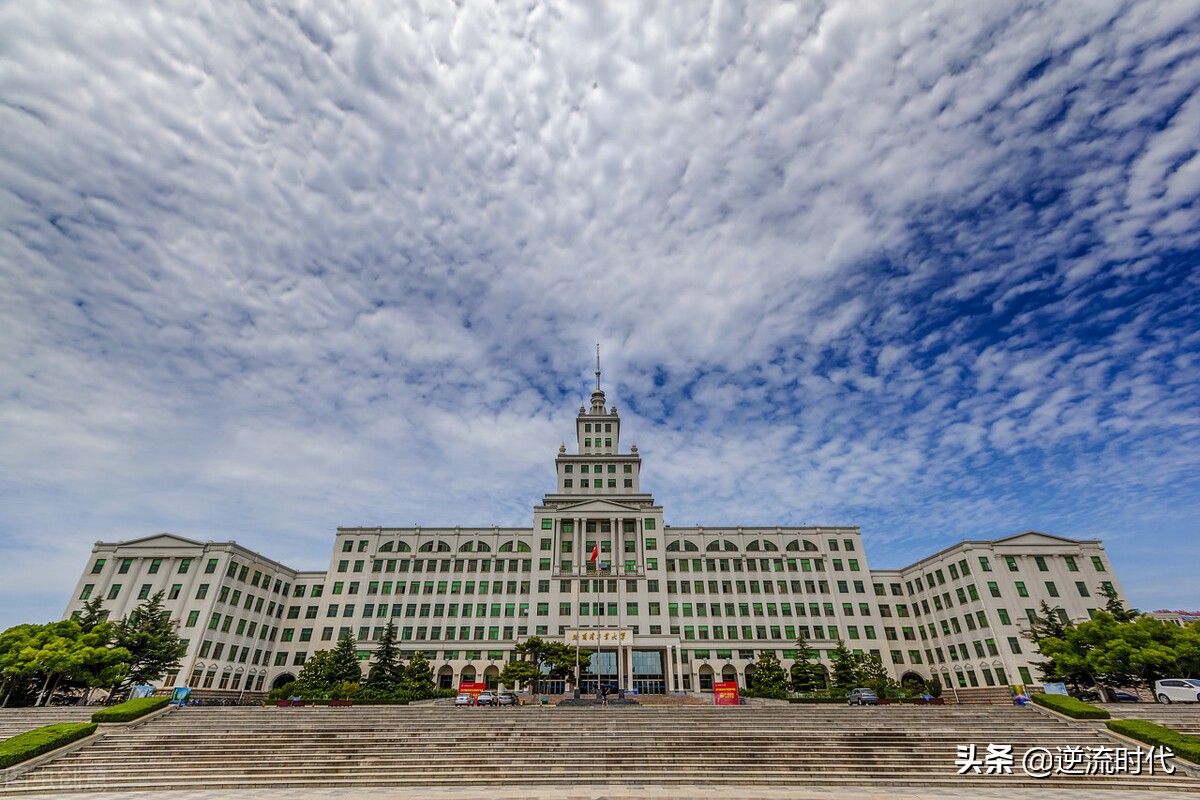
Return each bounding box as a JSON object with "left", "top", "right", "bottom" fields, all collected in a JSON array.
[{"left": 1154, "top": 678, "right": 1200, "bottom": 704}]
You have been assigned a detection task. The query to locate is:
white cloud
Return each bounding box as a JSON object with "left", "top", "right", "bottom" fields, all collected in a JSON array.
[{"left": 1, "top": 0, "right": 1199, "bottom": 627}]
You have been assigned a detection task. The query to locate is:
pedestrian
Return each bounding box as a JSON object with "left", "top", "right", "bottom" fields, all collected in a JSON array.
[{"left": 601, "top": 684, "right": 609, "bottom": 707}]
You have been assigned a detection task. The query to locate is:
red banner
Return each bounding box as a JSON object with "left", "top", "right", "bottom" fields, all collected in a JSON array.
[
  {"left": 714, "top": 681, "right": 740, "bottom": 706},
  {"left": 458, "top": 682, "right": 487, "bottom": 697}
]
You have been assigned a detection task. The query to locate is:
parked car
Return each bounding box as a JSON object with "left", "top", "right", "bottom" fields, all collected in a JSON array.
[
  {"left": 454, "top": 693, "right": 474, "bottom": 707},
  {"left": 1110, "top": 690, "right": 1140, "bottom": 703},
  {"left": 475, "top": 690, "right": 496, "bottom": 706},
  {"left": 847, "top": 688, "right": 879, "bottom": 706},
  {"left": 1154, "top": 679, "right": 1200, "bottom": 704},
  {"left": 496, "top": 691, "right": 519, "bottom": 706}
]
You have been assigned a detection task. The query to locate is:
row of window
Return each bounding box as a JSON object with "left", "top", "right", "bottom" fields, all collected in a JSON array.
[
  {"left": 563, "top": 479, "right": 633, "bottom": 488},
  {"left": 88, "top": 556, "right": 291, "bottom": 595},
  {"left": 562, "top": 463, "right": 630, "bottom": 473},
  {"left": 909, "top": 553, "right": 1107, "bottom": 595}
]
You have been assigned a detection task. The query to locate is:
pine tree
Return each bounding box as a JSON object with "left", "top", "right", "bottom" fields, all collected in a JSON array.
[
  {"left": 76, "top": 599, "right": 108, "bottom": 633},
  {"left": 114, "top": 592, "right": 187, "bottom": 689},
  {"left": 296, "top": 650, "right": 333, "bottom": 695},
  {"left": 829, "top": 639, "right": 856, "bottom": 692},
  {"left": 790, "top": 629, "right": 824, "bottom": 693},
  {"left": 326, "top": 632, "right": 363, "bottom": 689},
  {"left": 366, "top": 621, "right": 403, "bottom": 693},
  {"left": 1099, "top": 583, "right": 1140, "bottom": 623},
  {"left": 400, "top": 650, "right": 435, "bottom": 700}
]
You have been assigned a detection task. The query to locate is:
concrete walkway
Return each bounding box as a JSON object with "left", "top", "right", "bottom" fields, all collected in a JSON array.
[{"left": 5, "top": 787, "right": 1196, "bottom": 800}]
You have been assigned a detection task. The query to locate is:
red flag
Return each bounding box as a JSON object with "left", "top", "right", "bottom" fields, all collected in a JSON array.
[{"left": 590, "top": 543, "right": 599, "bottom": 563}]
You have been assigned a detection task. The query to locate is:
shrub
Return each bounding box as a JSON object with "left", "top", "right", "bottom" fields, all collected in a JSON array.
[
  {"left": 0, "top": 723, "right": 98, "bottom": 768},
  {"left": 91, "top": 696, "right": 170, "bottom": 723},
  {"left": 788, "top": 696, "right": 846, "bottom": 704},
  {"left": 1106, "top": 719, "right": 1200, "bottom": 764},
  {"left": 1031, "top": 693, "right": 1110, "bottom": 719}
]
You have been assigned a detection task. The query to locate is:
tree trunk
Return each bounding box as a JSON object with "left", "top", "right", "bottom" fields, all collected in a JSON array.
[
  {"left": 44, "top": 674, "right": 63, "bottom": 706},
  {"left": 35, "top": 672, "right": 54, "bottom": 707}
]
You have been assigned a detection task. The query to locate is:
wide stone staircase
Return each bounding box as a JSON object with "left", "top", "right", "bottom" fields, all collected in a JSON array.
[
  {"left": 0, "top": 708, "right": 96, "bottom": 742},
  {"left": 1102, "top": 703, "right": 1200, "bottom": 736},
  {"left": 2, "top": 704, "right": 1198, "bottom": 794}
]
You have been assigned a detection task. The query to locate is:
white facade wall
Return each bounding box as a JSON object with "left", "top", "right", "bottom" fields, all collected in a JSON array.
[{"left": 63, "top": 384, "right": 1134, "bottom": 695}]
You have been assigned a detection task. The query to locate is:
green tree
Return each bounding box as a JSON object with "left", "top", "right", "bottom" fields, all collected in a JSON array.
[
  {"left": 399, "top": 650, "right": 435, "bottom": 700},
  {"left": 296, "top": 650, "right": 334, "bottom": 696},
  {"left": 852, "top": 653, "right": 894, "bottom": 697},
  {"left": 326, "top": 633, "right": 364, "bottom": 689},
  {"left": 790, "top": 630, "right": 824, "bottom": 693},
  {"left": 366, "top": 621, "right": 403, "bottom": 693},
  {"left": 76, "top": 599, "right": 109, "bottom": 633},
  {"left": 114, "top": 592, "right": 187, "bottom": 689},
  {"left": 541, "top": 640, "right": 593, "bottom": 689},
  {"left": 829, "top": 640, "right": 856, "bottom": 692},
  {"left": 499, "top": 659, "right": 542, "bottom": 695},
  {"left": 748, "top": 651, "right": 789, "bottom": 698},
  {"left": 1100, "top": 583, "right": 1140, "bottom": 623}
]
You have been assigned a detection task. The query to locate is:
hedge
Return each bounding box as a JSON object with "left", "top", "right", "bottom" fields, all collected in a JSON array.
[
  {"left": 91, "top": 696, "right": 170, "bottom": 723},
  {"left": 1106, "top": 719, "right": 1200, "bottom": 764},
  {"left": 0, "top": 722, "right": 98, "bottom": 769},
  {"left": 1031, "top": 693, "right": 1110, "bottom": 719},
  {"left": 788, "top": 697, "right": 847, "bottom": 704}
]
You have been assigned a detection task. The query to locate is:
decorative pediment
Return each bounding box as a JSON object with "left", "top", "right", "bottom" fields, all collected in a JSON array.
[
  {"left": 993, "top": 531, "right": 1088, "bottom": 547},
  {"left": 111, "top": 532, "right": 206, "bottom": 549},
  {"left": 552, "top": 498, "right": 645, "bottom": 514}
]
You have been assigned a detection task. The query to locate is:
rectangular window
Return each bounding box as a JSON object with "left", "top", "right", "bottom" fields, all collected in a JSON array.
[
  {"left": 205, "top": 558, "right": 219, "bottom": 574},
  {"left": 80, "top": 584, "right": 94, "bottom": 600},
  {"left": 118, "top": 559, "right": 133, "bottom": 574},
  {"left": 1091, "top": 556, "right": 1106, "bottom": 571},
  {"left": 107, "top": 584, "right": 121, "bottom": 599},
  {"left": 1005, "top": 556, "right": 1018, "bottom": 572},
  {"left": 178, "top": 559, "right": 192, "bottom": 574},
  {"left": 1035, "top": 556, "right": 1048, "bottom": 572},
  {"left": 1015, "top": 582, "right": 1028, "bottom": 598},
  {"left": 1075, "top": 581, "right": 1089, "bottom": 597},
  {"left": 148, "top": 558, "right": 163, "bottom": 574},
  {"left": 644, "top": 519, "right": 656, "bottom": 530},
  {"left": 1046, "top": 581, "right": 1059, "bottom": 598},
  {"left": 91, "top": 559, "right": 106, "bottom": 574}
]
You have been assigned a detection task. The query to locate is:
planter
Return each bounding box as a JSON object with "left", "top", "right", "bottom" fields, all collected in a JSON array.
[{"left": 328, "top": 700, "right": 353, "bottom": 707}]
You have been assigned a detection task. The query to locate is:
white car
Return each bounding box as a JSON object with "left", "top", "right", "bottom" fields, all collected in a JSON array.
[
  {"left": 454, "top": 693, "right": 474, "bottom": 707},
  {"left": 1154, "top": 679, "right": 1200, "bottom": 704}
]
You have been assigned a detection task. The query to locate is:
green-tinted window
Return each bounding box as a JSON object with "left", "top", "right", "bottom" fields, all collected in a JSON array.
[
  {"left": 541, "top": 519, "right": 553, "bottom": 530},
  {"left": 644, "top": 519, "right": 656, "bottom": 530}
]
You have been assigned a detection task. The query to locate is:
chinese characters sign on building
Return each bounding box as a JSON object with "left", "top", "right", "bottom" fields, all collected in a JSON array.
[{"left": 566, "top": 629, "right": 632, "bottom": 644}]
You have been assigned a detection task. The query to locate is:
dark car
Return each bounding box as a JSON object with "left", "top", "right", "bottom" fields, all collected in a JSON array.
[
  {"left": 847, "top": 688, "right": 879, "bottom": 706},
  {"left": 1110, "top": 690, "right": 1140, "bottom": 703}
]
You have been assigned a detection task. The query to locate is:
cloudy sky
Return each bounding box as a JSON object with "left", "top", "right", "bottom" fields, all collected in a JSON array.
[{"left": 2, "top": 1, "right": 1198, "bottom": 631}]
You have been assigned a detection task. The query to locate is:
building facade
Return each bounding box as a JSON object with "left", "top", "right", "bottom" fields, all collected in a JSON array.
[{"left": 64, "top": 375, "right": 1131, "bottom": 696}]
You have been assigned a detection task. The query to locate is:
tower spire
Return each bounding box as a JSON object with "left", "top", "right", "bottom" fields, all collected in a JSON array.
[{"left": 595, "top": 343, "right": 601, "bottom": 391}]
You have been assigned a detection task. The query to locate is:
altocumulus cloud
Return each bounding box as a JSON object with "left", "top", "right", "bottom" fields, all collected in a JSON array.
[{"left": 1, "top": 0, "right": 1198, "bottom": 628}]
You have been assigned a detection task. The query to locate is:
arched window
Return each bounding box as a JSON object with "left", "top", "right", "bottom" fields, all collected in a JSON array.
[
  {"left": 723, "top": 541, "right": 738, "bottom": 552},
  {"left": 499, "top": 541, "right": 514, "bottom": 552},
  {"left": 459, "top": 542, "right": 475, "bottom": 552},
  {"left": 436, "top": 541, "right": 451, "bottom": 552},
  {"left": 803, "top": 540, "right": 818, "bottom": 552},
  {"left": 476, "top": 542, "right": 491, "bottom": 553},
  {"left": 762, "top": 540, "right": 779, "bottom": 552},
  {"left": 418, "top": 542, "right": 434, "bottom": 553},
  {"left": 746, "top": 540, "right": 760, "bottom": 552},
  {"left": 396, "top": 541, "right": 412, "bottom": 552},
  {"left": 706, "top": 540, "right": 723, "bottom": 552},
  {"left": 786, "top": 540, "right": 800, "bottom": 551},
  {"left": 683, "top": 541, "right": 699, "bottom": 552},
  {"left": 667, "top": 541, "right": 681, "bottom": 552},
  {"left": 379, "top": 542, "right": 394, "bottom": 553}
]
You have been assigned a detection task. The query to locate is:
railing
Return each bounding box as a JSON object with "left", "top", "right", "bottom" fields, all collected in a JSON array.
[{"left": 551, "top": 566, "right": 645, "bottom": 579}]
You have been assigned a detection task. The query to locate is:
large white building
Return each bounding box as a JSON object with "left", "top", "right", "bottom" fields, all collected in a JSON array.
[{"left": 65, "top": 370, "right": 1131, "bottom": 698}]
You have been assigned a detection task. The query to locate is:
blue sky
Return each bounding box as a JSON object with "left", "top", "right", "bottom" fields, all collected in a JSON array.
[{"left": 1, "top": 1, "right": 1198, "bottom": 631}]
